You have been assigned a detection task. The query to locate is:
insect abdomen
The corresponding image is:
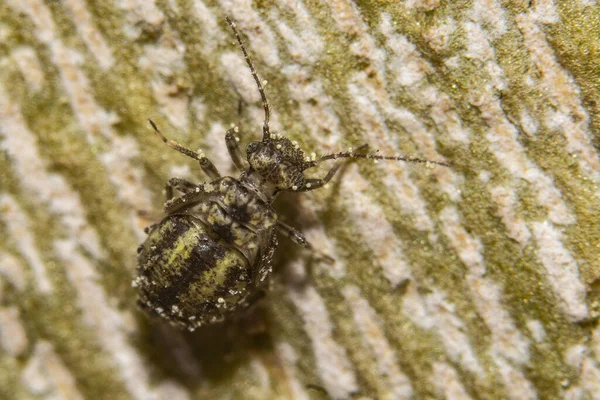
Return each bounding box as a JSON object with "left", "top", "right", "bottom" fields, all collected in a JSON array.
[{"left": 136, "top": 214, "right": 252, "bottom": 329}]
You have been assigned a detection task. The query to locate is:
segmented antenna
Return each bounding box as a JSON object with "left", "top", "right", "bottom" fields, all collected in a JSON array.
[
  {"left": 225, "top": 17, "right": 271, "bottom": 141},
  {"left": 313, "top": 150, "right": 450, "bottom": 168}
]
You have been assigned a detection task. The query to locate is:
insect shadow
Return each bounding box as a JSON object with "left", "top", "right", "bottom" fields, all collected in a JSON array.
[{"left": 135, "top": 302, "right": 272, "bottom": 387}]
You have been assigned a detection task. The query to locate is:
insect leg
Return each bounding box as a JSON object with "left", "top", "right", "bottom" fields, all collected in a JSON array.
[
  {"left": 297, "top": 163, "right": 343, "bottom": 192},
  {"left": 296, "top": 145, "right": 370, "bottom": 192},
  {"left": 165, "top": 177, "right": 199, "bottom": 202},
  {"left": 276, "top": 221, "right": 334, "bottom": 264},
  {"left": 148, "top": 119, "right": 221, "bottom": 180},
  {"left": 167, "top": 177, "right": 198, "bottom": 194},
  {"left": 225, "top": 127, "right": 249, "bottom": 171},
  {"left": 165, "top": 183, "right": 173, "bottom": 202}
]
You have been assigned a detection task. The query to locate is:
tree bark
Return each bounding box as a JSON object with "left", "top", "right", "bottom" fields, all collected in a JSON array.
[{"left": 0, "top": 1, "right": 599, "bottom": 399}]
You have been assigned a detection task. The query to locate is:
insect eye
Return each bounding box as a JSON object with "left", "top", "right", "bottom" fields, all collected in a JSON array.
[{"left": 247, "top": 142, "right": 260, "bottom": 154}]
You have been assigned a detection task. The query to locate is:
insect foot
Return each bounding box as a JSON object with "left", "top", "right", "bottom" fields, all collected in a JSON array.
[{"left": 134, "top": 17, "right": 450, "bottom": 332}]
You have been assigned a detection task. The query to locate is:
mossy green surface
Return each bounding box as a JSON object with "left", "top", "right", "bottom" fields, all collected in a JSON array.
[{"left": 0, "top": 1, "right": 598, "bottom": 399}]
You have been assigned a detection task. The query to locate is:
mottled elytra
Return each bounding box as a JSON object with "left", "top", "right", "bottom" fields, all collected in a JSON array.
[{"left": 134, "top": 17, "right": 449, "bottom": 331}]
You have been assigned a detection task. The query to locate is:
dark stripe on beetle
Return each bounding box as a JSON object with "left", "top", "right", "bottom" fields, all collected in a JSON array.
[
  {"left": 140, "top": 215, "right": 250, "bottom": 320},
  {"left": 141, "top": 216, "right": 223, "bottom": 307}
]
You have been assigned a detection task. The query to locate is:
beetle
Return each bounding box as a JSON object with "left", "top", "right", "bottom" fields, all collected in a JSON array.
[{"left": 134, "top": 17, "right": 449, "bottom": 331}]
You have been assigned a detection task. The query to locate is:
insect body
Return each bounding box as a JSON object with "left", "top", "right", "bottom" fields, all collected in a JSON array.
[{"left": 135, "top": 17, "right": 449, "bottom": 331}]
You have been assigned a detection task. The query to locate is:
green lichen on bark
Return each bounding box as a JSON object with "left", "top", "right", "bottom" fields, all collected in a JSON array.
[{"left": 1, "top": 1, "right": 599, "bottom": 399}]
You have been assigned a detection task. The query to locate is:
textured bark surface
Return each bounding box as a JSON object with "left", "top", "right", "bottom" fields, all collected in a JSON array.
[{"left": 0, "top": 1, "right": 599, "bottom": 399}]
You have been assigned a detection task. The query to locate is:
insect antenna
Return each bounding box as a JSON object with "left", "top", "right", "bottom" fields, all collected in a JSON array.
[
  {"left": 225, "top": 16, "right": 271, "bottom": 141},
  {"left": 312, "top": 149, "right": 450, "bottom": 168}
]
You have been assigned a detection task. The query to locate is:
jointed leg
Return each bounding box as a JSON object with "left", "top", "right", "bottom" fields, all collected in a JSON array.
[
  {"left": 225, "top": 127, "right": 249, "bottom": 171},
  {"left": 165, "top": 183, "right": 173, "bottom": 203},
  {"left": 276, "top": 221, "right": 334, "bottom": 264},
  {"left": 149, "top": 119, "right": 221, "bottom": 180},
  {"left": 297, "top": 144, "right": 370, "bottom": 192},
  {"left": 164, "top": 177, "right": 200, "bottom": 209},
  {"left": 299, "top": 163, "right": 343, "bottom": 192},
  {"left": 168, "top": 178, "right": 197, "bottom": 194}
]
